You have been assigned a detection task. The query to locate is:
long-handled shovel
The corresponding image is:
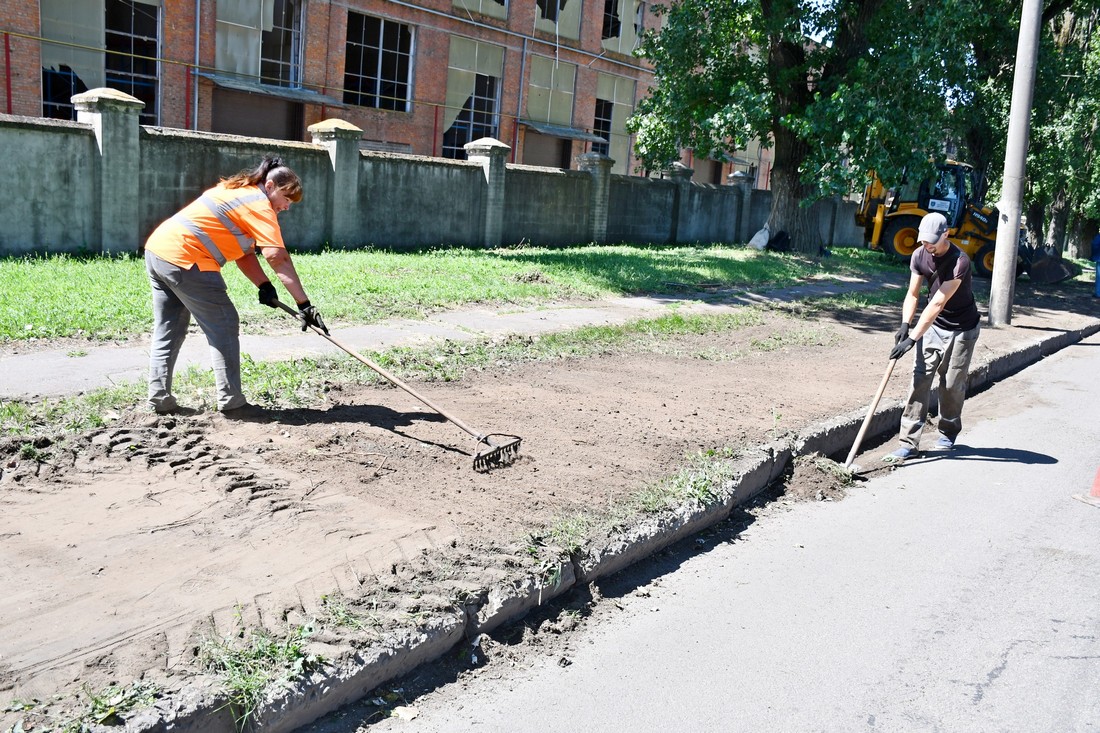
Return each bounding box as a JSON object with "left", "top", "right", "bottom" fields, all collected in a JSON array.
[
  {"left": 843, "top": 356, "right": 899, "bottom": 470},
  {"left": 275, "top": 301, "right": 522, "bottom": 472}
]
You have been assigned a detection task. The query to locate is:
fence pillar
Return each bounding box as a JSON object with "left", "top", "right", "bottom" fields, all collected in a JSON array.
[
  {"left": 464, "top": 137, "right": 510, "bottom": 248},
  {"left": 728, "top": 171, "right": 754, "bottom": 244},
  {"left": 72, "top": 88, "right": 143, "bottom": 255},
  {"left": 576, "top": 152, "right": 613, "bottom": 243},
  {"left": 309, "top": 118, "right": 363, "bottom": 248},
  {"left": 667, "top": 161, "right": 693, "bottom": 243}
]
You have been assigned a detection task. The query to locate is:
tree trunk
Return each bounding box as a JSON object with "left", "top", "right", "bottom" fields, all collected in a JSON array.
[
  {"left": 1044, "top": 187, "right": 1069, "bottom": 254},
  {"left": 1067, "top": 215, "right": 1088, "bottom": 259},
  {"left": 1025, "top": 200, "right": 1045, "bottom": 250},
  {"left": 767, "top": 123, "right": 819, "bottom": 254}
]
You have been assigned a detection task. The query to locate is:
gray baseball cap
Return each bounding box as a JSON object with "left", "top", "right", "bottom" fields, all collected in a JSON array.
[{"left": 917, "top": 212, "right": 949, "bottom": 243}]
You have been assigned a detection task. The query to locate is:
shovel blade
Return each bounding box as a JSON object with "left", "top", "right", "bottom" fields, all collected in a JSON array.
[{"left": 1028, "top": 254, "right": 1081, "bottom": 285}]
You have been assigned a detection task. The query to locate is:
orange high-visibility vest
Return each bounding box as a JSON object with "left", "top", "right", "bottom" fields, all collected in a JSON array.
[{"left": 145, "top": 183, "right": 285, "bottom": 271}]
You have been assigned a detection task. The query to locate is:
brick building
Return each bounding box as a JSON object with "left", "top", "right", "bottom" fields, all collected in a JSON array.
[{"left": 2, "top": 0, "right": 769, "bottom": 182}]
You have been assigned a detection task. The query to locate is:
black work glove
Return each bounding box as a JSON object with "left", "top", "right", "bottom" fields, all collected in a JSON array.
[
  {"left": 258, "top": 281, "right": 279, "bottom": 308},
  {"left": 297, "top": 300, "right": 329, "bottom": 335},
  {"left": 893, "top": 323, "right": 910, "bottom": 346},
  {"left": 889, "top": 337, "right": 915, "bottom": 361}
]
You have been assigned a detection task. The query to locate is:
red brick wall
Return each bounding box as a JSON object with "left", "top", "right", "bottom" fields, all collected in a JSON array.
[
  {"left": 2, "top": 0, "right": 44, "bottom": 116},
  {"left": 2, "top": 0, "right": 659, "bottom": 168}
]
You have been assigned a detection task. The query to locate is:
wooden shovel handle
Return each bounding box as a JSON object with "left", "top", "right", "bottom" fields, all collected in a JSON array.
[{"left": 843, "top": 357, "right": 899, "bottom": 468}]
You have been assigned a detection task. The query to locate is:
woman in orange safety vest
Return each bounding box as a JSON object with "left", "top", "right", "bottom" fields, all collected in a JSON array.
[{"left": 144, "top": 155, "right": 327, "bottom": 416}]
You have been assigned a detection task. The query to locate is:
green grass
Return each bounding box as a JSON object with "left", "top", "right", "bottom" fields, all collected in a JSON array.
[
  {"left": 0, "top": 305, "right": 827, "bottom": 439},
  {"left": 0, "top": 245, "right": 901, "bottom": 342},
  {"left": 200, "top": 625, "right": 322, "bottom": 732}
]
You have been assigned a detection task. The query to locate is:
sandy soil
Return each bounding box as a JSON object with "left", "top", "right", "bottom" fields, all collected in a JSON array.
[{"left": 1, "top": 281, "right": 1097, "bottom": 729}]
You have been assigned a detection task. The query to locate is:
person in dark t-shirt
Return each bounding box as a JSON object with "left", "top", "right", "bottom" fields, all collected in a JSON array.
[{"left": 883, "top": 212, "right": 982, "bottom": 462}]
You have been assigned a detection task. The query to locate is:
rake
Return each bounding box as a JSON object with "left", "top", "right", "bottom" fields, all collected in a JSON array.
[{"left": 275, "top": 301, "right": 522, "bottom": 471}]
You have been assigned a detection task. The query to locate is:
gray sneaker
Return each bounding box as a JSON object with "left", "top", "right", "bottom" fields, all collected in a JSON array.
[
  {"left": 932, "top": 435, "right": 955, "bottom": 451},
  {"left": 882, "top": 446, "right": 918, "bottom": 463}
]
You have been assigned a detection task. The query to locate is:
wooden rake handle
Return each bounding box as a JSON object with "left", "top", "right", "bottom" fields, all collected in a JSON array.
[
  {"left": 843, "top": 357, "right": 899, "bottom": 469},
  {"left": 273, "top": 300, "right": 488, "bottom": 441}
]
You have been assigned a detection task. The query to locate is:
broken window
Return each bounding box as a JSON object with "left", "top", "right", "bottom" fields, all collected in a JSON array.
[
  {"left": 533, "top": 0, "right": 580, "bottom": 39},
  {"left": 216, "top": 0, "right": 302, "bottom": 87},
  {"left": 41, "top": 0, "right": 159, "bottom": 124},
  {"left": 526, "top": 55, "right": 575, "bottom": 127},
  {"left": 105, "top": 0, "right": 159, "bottom": 123},
  {"left": 344, "top": 13, "right": 414, "bottom": 112},
  {"left": 441, "top": 37, "right": 503, "bottom": 159},
  {"left": 591, "top": 99, "right": 612, "bottom": 157},
  {"left": 453, "top": 0, "right": 507, "bottom": 22},
  {"left": 600, "top": 0, "right": 643, "bottom": 55},
  {"left": 601, "top": 0, "right": 621, "bottom": 41},
  {"left": 594, "top": 73, "right": 634, "bottom": 174},
  {"left": 442, "top": 74, "right": 499, "bottom": 159}
]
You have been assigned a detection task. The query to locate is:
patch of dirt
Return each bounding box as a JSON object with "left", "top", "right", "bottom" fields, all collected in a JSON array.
[
  {"left": 780, "top": 454, "right": 856, "bottom": 502},
  {"left": 1, "top": 282, "right": 1098, "bottom": 730}
]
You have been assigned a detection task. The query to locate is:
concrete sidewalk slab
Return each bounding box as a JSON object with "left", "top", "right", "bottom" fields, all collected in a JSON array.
[{"left": 0, "top": 275, "right": 895, "bottom": 400}]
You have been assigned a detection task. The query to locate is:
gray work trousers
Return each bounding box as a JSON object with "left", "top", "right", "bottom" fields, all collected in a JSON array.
[
  {"left": 145, "top": 250, "right": 246, "bottom": 411},
  {"left": 899, "top": 321, "right": 981, "bottom": 449}
]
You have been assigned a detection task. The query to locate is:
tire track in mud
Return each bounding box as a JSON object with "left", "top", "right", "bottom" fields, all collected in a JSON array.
[{"left": 75, "top": 421, "right": 300, "bottom": 512}]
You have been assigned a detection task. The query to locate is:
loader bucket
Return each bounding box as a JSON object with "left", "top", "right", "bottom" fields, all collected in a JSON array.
[{"left": 1027, "top": 253, "right": 1081, "bottom": 285}]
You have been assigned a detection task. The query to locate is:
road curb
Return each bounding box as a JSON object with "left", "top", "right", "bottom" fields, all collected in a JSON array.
[{"left": 120, "top": 318, "right": 1100, "bottom": 733}]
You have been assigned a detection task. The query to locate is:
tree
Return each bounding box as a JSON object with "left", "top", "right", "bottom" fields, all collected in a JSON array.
[
  {"left": 948, "top": 0, "right": 1100, "bottom": 255},
  {"left": 1024, "top": 8, "right": 1100, "bottom": 254},
  {"left": 629, "top": 0, "right": 992, "bottom": 254}
]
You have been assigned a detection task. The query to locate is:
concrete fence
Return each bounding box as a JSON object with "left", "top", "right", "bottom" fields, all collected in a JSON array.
[{"left": 0, "top": 89, "right": 864, "bottom": 256}]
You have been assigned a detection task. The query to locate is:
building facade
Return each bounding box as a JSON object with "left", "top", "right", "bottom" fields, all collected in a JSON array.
[{"left": 2, "top": 0, "right": 770, "bottom": 183}]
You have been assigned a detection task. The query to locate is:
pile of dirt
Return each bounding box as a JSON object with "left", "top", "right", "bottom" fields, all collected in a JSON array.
[
  {"left": 1, "top": 282, "right": 1098, "bottom": 731},
  {"left": 780, "top": 453, "right": 857, "bottom": 502}
]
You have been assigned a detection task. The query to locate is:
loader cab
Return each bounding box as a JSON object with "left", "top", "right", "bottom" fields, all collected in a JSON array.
[{"left": 917, "top": 163, "right": 974, "bottom": 230}]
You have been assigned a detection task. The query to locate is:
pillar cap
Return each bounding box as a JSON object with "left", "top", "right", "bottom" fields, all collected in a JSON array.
[
  {"left": 667, "top": 161, "right": 693, "bottom": 181},
  {"left": 308, "top": 118, "right": 363, "bottom": 140},
  {"left": 72, "top": 88, "right": 144, "bottom": 112},
  {"left": 464, "top": 137, "right": 511, "bottom": 154},
  {"left": 576, "top": 152, "right": 614, "bottom": 170}
]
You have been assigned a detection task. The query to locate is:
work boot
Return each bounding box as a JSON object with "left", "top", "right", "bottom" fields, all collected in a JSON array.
[{"left": 220, "top": 403, "right": 270, "bottom": 422}]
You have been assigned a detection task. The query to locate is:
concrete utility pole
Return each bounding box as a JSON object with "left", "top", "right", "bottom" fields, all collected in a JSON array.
[{"left": 989, "top": 0, "right": 1043, "bottom": 326}]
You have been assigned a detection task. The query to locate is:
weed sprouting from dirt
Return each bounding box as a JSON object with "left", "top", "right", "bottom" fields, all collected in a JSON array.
[
  {"left": 781, "top": 453, "right": 855, "bottom": 502},
  {"left": 17, "top": 442, "right": 49, "bottom": 463},
  {"left": 634, "top": 447, "right": 742, "bottom": 512},
  {"left": 316, "top": 594, "right": 384, "bottom": 636},
  {"left": 544, "top": 514, "right": 595, "bottom": 556},
  {"left": 200, "top": 624, "right": 323, "bottom": 732},
  {"left": 3, "top": 680, "right": 163, "bottom": 733},
  {"left": 61, "top": 681, "right": 161, "bottom": 732}
]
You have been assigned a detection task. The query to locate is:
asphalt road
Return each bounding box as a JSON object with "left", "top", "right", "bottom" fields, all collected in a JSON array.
[{"left": 329, "top": 332, "right": 1100, "bottom": 733}]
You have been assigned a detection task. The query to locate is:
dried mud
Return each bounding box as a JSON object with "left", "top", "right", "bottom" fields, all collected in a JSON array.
[{"left": 1, "top": 283, "right": 1098, "bottom": 731}]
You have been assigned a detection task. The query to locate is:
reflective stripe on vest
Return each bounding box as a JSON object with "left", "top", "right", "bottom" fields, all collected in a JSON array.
[
  {"left": 200, "top": 189, "right": 269, "bottom": 256},
  {"left": 169, "top": 213, "right": 227, "bottom": 266}
]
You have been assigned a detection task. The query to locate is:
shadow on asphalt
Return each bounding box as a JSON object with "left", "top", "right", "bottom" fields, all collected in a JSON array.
[{"left": 907, "top": 445, "right": 1057, "bottom": 466}]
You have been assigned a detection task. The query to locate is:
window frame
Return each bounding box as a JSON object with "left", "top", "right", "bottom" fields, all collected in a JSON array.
[{"left": 343, "top": 11, "right": 415, "bottom": 112}]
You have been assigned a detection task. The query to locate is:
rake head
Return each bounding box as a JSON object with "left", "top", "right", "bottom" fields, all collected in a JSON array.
[{"left": 473, "top": 434, "right": 523, "bottom": 472}]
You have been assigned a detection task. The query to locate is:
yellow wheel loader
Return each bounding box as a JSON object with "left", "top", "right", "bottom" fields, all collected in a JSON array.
[{"left": 855, "top": 161, "right": 1079, "bottom": 284}]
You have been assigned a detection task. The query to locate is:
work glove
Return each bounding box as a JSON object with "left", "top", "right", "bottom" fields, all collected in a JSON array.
[
  {"left": 297, "top": 300, "right": 329, "bottom": 335},
  {"left": 258, "top": 281, "right": 279, "bottom": 308},
  {"left": 889, "top": 337, "right": 915, "bottom": 361},
  {"left": 893, "top": 323, "right": 910, "bottom": 346}
]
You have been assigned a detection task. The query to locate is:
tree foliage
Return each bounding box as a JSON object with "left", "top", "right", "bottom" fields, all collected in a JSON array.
[
  {"left": 1023, "top": 9, "right": 1100, "bottom": 251},
  {"left": 630, "top": 0, "right": 1100, "bottom": 253}
]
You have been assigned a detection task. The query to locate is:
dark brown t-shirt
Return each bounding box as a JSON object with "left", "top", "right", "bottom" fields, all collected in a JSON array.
[{"left": 910, "top": 244, "right": 980, "bottom": 331}]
